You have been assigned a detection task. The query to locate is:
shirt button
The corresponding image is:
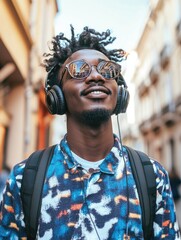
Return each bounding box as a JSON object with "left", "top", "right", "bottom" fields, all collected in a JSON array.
[{"left": 89, "top": 168, "right": 95, "bottom": 174}]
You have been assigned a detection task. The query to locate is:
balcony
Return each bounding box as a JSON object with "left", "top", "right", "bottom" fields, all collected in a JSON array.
[
  {"left": 176, "top": 19, "right": 181, "bottom": 45},
  {"left": 160, "top": 45, "right": 171, "bottom": 69},
  {"left": 162, "top": 112, "right": 177, "bottom": 127},
  {"left": 139, "top": 119, "right": 152, "bottom": 135},
  {"left": 139, "top": 102, "right": 178, "bottom": 135},
  {"left": 161, "top": 103, "right": 177, "bottom": 127},
  {"left": 149, "top": 64, "right": 160, "bottom": 84},
  {"left": 150, "top": 114, "right": 162, "bottom": 134},
  {"left": 138, "top": 81, "right": 149, "bottom": 97},
  {"left": 175, "top": 95, "right": 181, "bottom": 115}
]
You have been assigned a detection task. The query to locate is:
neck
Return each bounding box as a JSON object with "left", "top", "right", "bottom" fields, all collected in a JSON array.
[{"left": 66, "top": 117, "right": 114, "bottom": 162}]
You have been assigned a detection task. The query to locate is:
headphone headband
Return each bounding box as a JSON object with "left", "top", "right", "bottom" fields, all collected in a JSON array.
[{"left": 45, "top": 64, "right": 61, "bottom": 93}]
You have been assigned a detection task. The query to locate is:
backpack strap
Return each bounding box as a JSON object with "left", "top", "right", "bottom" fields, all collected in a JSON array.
[
  {"left": 124, "top": 146, "right": 156, "bottom": 240},
  {"left": 21, "top": 145, "right": 56, "bottom": 240}
]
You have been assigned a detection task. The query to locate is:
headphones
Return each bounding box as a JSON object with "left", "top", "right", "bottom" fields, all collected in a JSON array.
[{"left": 45, "top": 66, "right": 130, "bottom": 115}]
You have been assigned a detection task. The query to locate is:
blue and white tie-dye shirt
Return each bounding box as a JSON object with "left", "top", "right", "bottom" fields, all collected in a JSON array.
[{"left": 0, "top": 135, "right": 180, "bottom": 239}]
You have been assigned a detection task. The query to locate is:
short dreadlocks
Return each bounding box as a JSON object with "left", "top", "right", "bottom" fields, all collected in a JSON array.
[{"left": 42, "top": 25, "right": 126, "bottom": 73}]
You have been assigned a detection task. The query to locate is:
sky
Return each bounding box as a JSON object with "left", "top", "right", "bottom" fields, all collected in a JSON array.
[{"left": 55, "top": 0, "right": 150, "bottom": 51}]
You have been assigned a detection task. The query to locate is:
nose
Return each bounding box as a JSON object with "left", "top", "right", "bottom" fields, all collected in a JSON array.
[{"left": 84, "top": 66, "right": 105, "bottom": 83}]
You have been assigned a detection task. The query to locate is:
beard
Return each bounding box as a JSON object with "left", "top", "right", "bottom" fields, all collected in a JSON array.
[{"left": 78, "top": 108, "right": 112, "bottom": 127}]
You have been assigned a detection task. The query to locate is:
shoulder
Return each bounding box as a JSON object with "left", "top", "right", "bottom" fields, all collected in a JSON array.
[
  {"left": 123, "top": 146, "right": 170, "bottom": 187},
  {"left": 7, "top": 144, "right": 64, "bottom": 193},
  {"left": 123, "top": 146, "right": 168, "bottom": 179},
  {"left": 150, "top": 158, "right": 169, "bottom": 181},
  {"left": 6, "top": 160, "right": 26, "bottom": 193},
  {"left": 149, "top": 158, "right": 173, "bottom": 199},
  {"left": 9, "top": 145, "right": 58, "bottom": 186}
]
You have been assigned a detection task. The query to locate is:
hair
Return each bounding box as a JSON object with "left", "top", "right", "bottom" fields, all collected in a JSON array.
[{"left": 42, "top": 25, "right": 127, "bottom": 73}]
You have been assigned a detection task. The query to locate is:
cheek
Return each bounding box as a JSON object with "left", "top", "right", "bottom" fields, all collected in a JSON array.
[
  {"left": 112, "top": 85, "right": 119, "bottom": 106},
  {"left": 63, "top": 89, "right": 76, "bottom": 104},
  {"left": 62, "top": 84, "right": 81, "bottom": 110}
]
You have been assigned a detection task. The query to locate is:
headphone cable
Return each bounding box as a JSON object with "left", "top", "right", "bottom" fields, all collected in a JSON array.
[
  {"left": 117, "top": 115, "right": 130, "bottom": 238},
  {"left": 73, "top": 115, "right": 130, "bottom": 239},
  {"left": 77, "top": 167, "right": 101, "bottom": 240}
]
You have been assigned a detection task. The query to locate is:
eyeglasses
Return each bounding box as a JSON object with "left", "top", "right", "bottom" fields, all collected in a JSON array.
[{"left": 62, "top": 59, "right": 121, "bottom": 80}]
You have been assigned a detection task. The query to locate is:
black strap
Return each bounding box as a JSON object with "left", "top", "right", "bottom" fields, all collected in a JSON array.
[
  {"left": 124, "top": 146, "right": 156, "bottom": 240},
  {"left": 21, "top": 145, "right": 56, "bottom": 240}
]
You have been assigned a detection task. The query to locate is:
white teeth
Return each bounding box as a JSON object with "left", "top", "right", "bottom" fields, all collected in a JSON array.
[{"left": 91, "top": 91, "right": 102, "bottom": 94}]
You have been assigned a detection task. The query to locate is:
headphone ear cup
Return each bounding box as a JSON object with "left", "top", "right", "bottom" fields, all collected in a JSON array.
[
  {"left": 121, "top": 87, "right": 130, "bottom": 113},
  {"left": 114, "top": 86, "right": 130, "bottom": 115},
  {"left": 45, "top": 85, "right": 66, "bottom": 115}
]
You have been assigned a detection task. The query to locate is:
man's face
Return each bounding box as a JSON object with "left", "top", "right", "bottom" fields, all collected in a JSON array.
[{"left": 61, "top": 49, "right": 118, "bottom": 122}]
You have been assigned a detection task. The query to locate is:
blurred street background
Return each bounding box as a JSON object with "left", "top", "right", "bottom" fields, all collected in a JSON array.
[{"left": 0, "top": 0, "right": 181, "bottom": 230}]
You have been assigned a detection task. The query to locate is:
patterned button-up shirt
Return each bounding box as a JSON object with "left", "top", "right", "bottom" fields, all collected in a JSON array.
[{"left": 0, "top": 135, "right": 180, "bottom": 239}]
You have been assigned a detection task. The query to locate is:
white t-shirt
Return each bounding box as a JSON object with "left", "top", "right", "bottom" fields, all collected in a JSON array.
[{"left": 71, "top": 151, "right": 104, "bottom": 173}]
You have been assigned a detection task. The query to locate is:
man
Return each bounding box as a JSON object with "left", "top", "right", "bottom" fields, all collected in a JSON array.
[{"left": 0, "top": 26, "right": 180, "bottom": 239}]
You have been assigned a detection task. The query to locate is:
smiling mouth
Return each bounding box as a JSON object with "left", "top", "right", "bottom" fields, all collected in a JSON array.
[{"left": 81, "top": 86, "right": 111, "bottom": 96}]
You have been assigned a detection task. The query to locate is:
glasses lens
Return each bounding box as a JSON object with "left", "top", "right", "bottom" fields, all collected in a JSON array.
[
  {"left": 68, "top": 60, "right": 90, "bottom": 79},
  {"left": 97, "top": 61, "right": 120, "bottom": 79}
]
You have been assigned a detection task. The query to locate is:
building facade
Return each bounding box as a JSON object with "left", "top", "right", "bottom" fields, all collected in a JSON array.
[
  {"left": 129, "top": 0, "right": 181, "bottom": 227},
  {"left": 0, "top": 0, "right": 58, "bottom": 170},
  {"left": 133, "top": 0, "right": 181, "bottom": 174}
]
